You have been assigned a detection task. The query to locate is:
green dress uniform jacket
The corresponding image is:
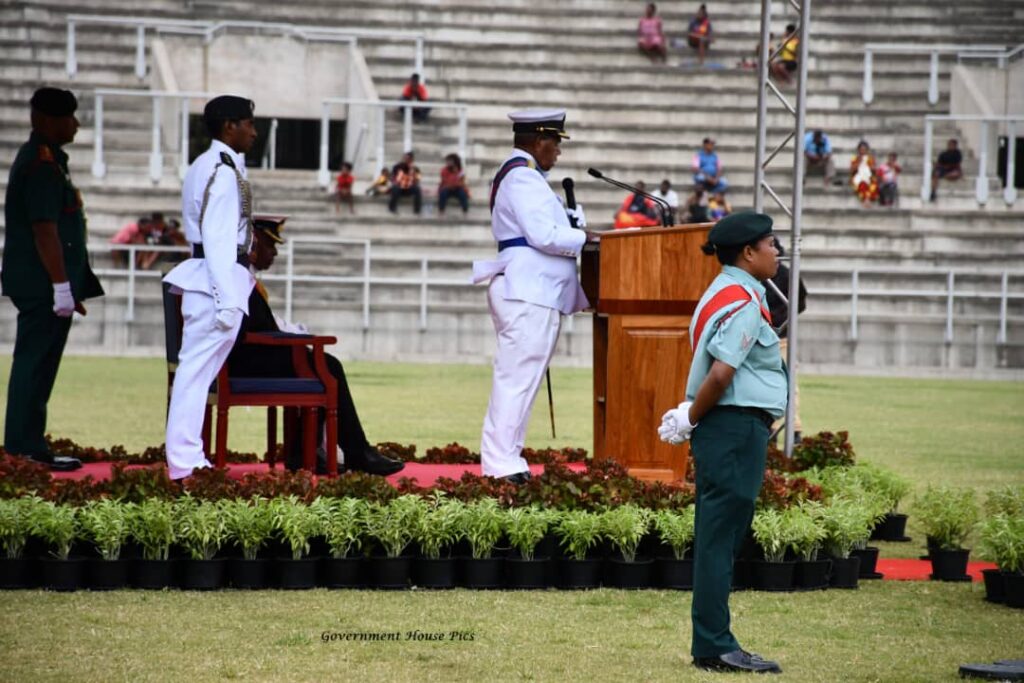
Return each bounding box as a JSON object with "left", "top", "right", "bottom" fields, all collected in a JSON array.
[{"left": 2, "top": 132, "right": 103, "bottom": 456}]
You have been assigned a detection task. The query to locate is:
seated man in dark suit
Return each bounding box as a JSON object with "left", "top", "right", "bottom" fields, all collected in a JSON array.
[{"left": 228, "top": 216, "right": 404, "bottom": 475}]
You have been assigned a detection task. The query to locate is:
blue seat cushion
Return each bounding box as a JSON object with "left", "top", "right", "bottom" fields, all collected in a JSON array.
[{"left": 228, "top": 378, "right": 325, "bottom": 394}]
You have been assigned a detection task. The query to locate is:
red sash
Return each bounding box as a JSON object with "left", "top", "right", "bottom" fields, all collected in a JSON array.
[{"left": 691, "top": 284, "right": 772, "bottom": 350}]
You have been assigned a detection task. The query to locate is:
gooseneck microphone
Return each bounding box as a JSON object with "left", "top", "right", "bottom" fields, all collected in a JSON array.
[
  {"left": 587, "top": 167, "right": 672, "bottom": 227},
  {"left": 562, "top": 177, "right": 578, "bottom": 228}
]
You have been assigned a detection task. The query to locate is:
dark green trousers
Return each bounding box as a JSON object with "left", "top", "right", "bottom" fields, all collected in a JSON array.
[
  {"left": 3, "top": 297, "right": 72, "bottom": 455},
  {"left": 689, "top": 408, "right": 770, "bottom": 658}
]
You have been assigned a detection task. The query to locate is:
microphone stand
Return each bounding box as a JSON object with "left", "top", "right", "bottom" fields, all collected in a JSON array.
[{"left": 587, "top": 168, "right": 673, "bottom": 227}]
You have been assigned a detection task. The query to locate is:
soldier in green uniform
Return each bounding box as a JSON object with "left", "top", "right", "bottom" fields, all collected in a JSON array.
[
  {"left": 2, "top": 88, "right": 103, "bottom": 471},
  {"left": 658, "top": 212, "right": 787, "bottom": 674}
]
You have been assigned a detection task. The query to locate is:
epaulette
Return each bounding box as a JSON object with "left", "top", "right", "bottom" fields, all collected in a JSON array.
[
  {"left": 37, "top": 145, "right": 55, "bottom": 163},
  {"left": 219, "top": 152, "right": 236, "bottom": 169}
]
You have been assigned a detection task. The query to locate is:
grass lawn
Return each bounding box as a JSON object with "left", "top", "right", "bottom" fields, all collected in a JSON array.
[{"left": 0, "top": 355, "right": 1022, "bottom": 681}]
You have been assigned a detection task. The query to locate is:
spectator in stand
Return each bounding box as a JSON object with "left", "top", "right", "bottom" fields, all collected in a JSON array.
[
  {"left": 770, "top": 24, "right": 799, "bottom": 84},
  {"left": 438, "top": 153, "right": 470, "bottom": 215},
  {"left": 637, "top": 3, "right": 668, "bottom": 64},
  {"left": 877, "top": 152, "right": 902, "bottom": 207},
  {"left": 687, "top": 4, "right": 714, "bottom": 65},
  {"left": 849, "top": 140, "right": 879, "bottom": 207},
  {"left": 803, "top": 130, "right": 835, "bottom": 188},
  {"left": 653, "top": 179, "right": 680, "bottom": 224},
  {"left": 685, "top": 186, "right": 710, "bottom": 223},
  {"left": 366, "top": 166, "right": 391, "bottom": 197},
  {"left": 614, "top": 181, "right": 661, "bottom": 229},
  {"left": 930, "top": 138, "right": 963, "bottom": 201},
  {"left": 388, "top": 151, "right": 422, "bottom": 215},
  {"left": 738, "top": 33, "right": 773, "bottom": 69},
  {"left": 692, "top": 138, "right": 728, "bottom": 193},
  {"left": 708, "top": 192, "right": 732, "bottom": 220},
  {"left": 766, "top": 237, "right": 807, "bottom": 444},
  {"left": 158, "top": 218, "right": 187, "bottom": 264},
  {"left": 400, "top": 73, "right": 430, "bottom": 123},
  {"left": 110, "top": 215, "right": 152, "bottom": 267},
  {"left": 334, "top": 162, "right": 355, "bottom": 215}
]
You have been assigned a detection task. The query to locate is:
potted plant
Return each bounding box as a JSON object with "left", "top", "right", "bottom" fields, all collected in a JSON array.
[
  {"left": 849, "top": 490, "right": 889, "bottom": 579},
  {"left": 312, "top": 496, "right": 369, "bottom": 588},
  {"left": 79, "top": 499, "right": 133, "bottom": 590},
  {"left": 271, "top": 496, "right": 322, "bottom": 589},
  {"left": 555, "top": 509, "right": 603, "bottom": 589},
  {"left": 601, "top": 504, "right": 654, "bottom": 589},
  {"left": 977, "top": 514, "right": 1024, "bottom": 606},
  {"left": 913, "top": 486, "right": 979, "bottom": 581},
  {"left": 651, "top": 506, "right": 695, "bottom": 590},
  {"left": 175, "top": 497, "right": 228, "bottom": 590},
  {"left": 865, "top": 465, "right": 913, "bottom": 542},
  {"left": 0, "top": 496, "right": 44, "bottom": 589},
  {"left": 412, "top": 494, "right": 463, "bottom": 589},
  {"left": 32, "top": 501, "right": 83, "bottom": 591},
  {"left": 505, "top": 506, "right": 555, "bottom": 589},
  {"left": 750, "top": 507, "right": 798, "bottom": 592},
  {"left": 222, "top": 497, "right": 276, "bottom": 589},
  {"left": 366, "top": 495, "right": 425, "bottom": 589},
  {"left": 458, "top": 498, "right": 506, "bottom": 589},
  {"left": 819, "top": 498, "right": 874, "bottom": 589},
  {"left": 787, "top": 502, "right": 829, "bottom": 590},
  {"left": 128, "top": 498, "right": 177, "bottom": 589}
]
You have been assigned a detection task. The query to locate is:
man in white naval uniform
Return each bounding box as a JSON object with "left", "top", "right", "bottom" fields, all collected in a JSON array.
[
  {"left": 472, "top": 109, "right": 589, "bottom": 483},
  {"left": 163, "top": 95, "right": 258, "bottom": 480}
]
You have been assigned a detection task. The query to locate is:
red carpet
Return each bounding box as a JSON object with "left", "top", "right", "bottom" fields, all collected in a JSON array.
[{"left": 876, "top": 558, "right": 994, "bottom": 582}]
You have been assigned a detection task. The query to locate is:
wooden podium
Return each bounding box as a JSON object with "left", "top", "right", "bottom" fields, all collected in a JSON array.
[{"left": 581, "top": 224, "right": 719, "bottom": 482}]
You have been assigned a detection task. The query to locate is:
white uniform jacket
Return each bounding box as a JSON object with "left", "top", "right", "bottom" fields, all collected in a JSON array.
[
  {"left": 164, "top": 139, "right": 254, "bottom": 313},
  {"left": 472, "top": 150, "right": 588, "bottom": 315}
]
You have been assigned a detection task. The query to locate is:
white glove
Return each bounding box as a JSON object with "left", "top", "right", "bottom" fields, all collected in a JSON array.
[
  {"left": 52, "top": 281, "right": 74, "bottom": 317},
  {"left": 567, "top": 204, "right": 587, "bottom": 229},
  {"left": 214, "top": 307, "right": 242, "bottom": 332},
  {"left": 658, "top": 401, "right": 697, "bottom": 445}
]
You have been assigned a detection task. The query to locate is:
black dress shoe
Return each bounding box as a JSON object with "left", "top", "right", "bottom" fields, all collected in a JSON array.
[
  {"left": 345, "top": 447, "right": 405, "bottom": 476},
  {"left": 24, "top": 453, "right": 82, "bottom": 472},
  {"left": 694, "top": 649, "right": 781, "bottom": 674},
  {"left": 500, "top": 471, "right": 532, "bottom": 486}
]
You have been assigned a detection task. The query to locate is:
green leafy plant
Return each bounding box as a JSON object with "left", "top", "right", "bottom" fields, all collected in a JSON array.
[
  {"left": 651, "top": 506, "right": 696, "bottom": 560},
  {"left": 555, "top": 509, "right": 602, "bottom": 561},
  {"left": 31, "top": 501, "right": 78, "bottom": 560},
  {"left": 459, "top": 498, "right": 506, "bottom": 560},
  {"left": 0, "top": 495, "right": 46, "bottom": 559},
  {"left": 505, "top": 506, "right": 554, "bottom": 561},
  {"left": 818, "top": 498, "right": 875, "bottom": 559},
  {"left": 786, "top": 502, "right": 827, "bottom": 561},
  {"left": 913, "top": 486, "right": 979, "bottom": 551},
  {"left": 791, "top": 431, "right": 856, "bottom": 471},
  {"left": 311, "top": 496, "right": 370, "bottom": 559},
  {"left": 600, "top": 504, "right": 651, "bottom": 563},
  {"left": 270, "top": 496, "right": 321, "bottom": 560},
  {"left": 976, "top": 514, "right": 1024, "bottom": 574},
  {"left": 128, "top": 498, "right": 176, "bottom": 561},
  {"left": 414, "top": 493, "right": 464, "bottom": 560},
  {"left": 222, "top": 497, "right": 276, "bottom": 561},
  {"left": 984, "top": 486, "right": 1024, "bottom": 518},
  {"left": 367, "top": 495, "right": 426, "bottom": 558},
  {"left": 175, "top": 497, "right": 227, "bottom": 561},
  {"left": 79, "top": 499, "right": 133, "bottom": 561},
  {"left": 751, "top": 507, "right": 803, "bottom": 563}
]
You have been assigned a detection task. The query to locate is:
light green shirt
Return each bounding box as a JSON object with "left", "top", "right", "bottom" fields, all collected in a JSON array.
[{"left": 685, "top": 265, "right": 788, "bottom": 418}]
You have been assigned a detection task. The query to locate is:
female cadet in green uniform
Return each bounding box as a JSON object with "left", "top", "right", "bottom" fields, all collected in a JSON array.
[{"left": 658, "top": 211, "right": 787, "bottom": 674}]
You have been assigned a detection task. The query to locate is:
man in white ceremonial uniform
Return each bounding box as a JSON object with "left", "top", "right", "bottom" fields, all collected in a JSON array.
[
  {"left": 163, "top": 95, "right": 258, "bottom": 480},
  {"left": 472, "top": 109, "right": 589, "bottom": 483}
]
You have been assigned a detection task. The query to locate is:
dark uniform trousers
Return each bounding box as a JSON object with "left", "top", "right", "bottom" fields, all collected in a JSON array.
[
  {"left": 689, "top": 409, "right": 770, "bottom": 658},
  {"left": 227, "top": 289, "right": 370, "bottom": 465}
]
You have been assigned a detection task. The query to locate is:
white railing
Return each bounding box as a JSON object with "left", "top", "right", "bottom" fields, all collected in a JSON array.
[
  {"left": 920, "top": 114, "right": 1023, "bottom": 205},
  {"left": 66, "top": 15, "right": 425, "bottom": 79},
  {"left": 862, "top": 43, "right": 1007, "bottom": 105},
  {"left": 956, "top": 43, "right": 1024, "bottom": 68},
  {"left": 318, "top": 98, "right": 470, "bottom": 188}
]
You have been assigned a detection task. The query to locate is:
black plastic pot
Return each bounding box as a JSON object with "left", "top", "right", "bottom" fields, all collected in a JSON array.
[
  {"left": 981, "top": 568, "right": 1005, "bottom": 603},
  {"left": 731, "top": 559, "right": 751, "bottom": 590},
  {"left": 277, "top": 557, "right": 318, "bottom": 589},
  {"left": 930, "top": 548, "right": 971, "bottom": 581},
  {"left": 181, "top": 558, "right": 226, "bottom": 590},
  {"left": 413, "top": 557, "right": 457, "bottom": 589},
  {"left": 0, "top": 557, "right": 35, "bottom": 589},
  {"left": 828, "top": 556, "right": 860, "bottom": 589},
  {"left": 749, "top": 560, "right": 796, "bottom": 592},
  {"left": 870, "top": 513, "right": 911, "bottom": 542},
  {"left": 41, "top": 557, "right": 85, "bottom": 591},
  {"left": 228, "top": 558, "right": 271, "bottom": 590},
  {"left": 86, "top": 558, "right": 129, "bottom": 590},
  {"left": 850, "top": 547, "right": 883, "bottom": 579},
  {"left": 559, "top": 558, "right": 602, "bottom": 589},
  {"left": 794, "top": 559, "right": 831, "bottom": 591},
  {"left": 322, "top": 556, "right": 363, "bottom": 588},
  {"left": 461, "top": 557, "right": 504, "bottom": 589},
  {"left": 505, "top": 557, "right": 550, "bottom": 589},
  {"left": 654, "top": 557, "right": 693, "bottom": 590},
  {"left": 367, "top": 556, "right": 410, "bottom": 590},
  {"left": 132, "top": 559, "right": 175, "bottom": 589},
  {"left": 606, "top": 558, "right": 654, "bottom": 589},
  {"left": 1003, "top": 572, "right": 1024, "bottom": 609}
]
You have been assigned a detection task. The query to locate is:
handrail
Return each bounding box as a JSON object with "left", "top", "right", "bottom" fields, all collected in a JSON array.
[
  {"left": 318, "top": 98, "right": 471, "bottom": 188},
  {"left": 956, "top": 43, "right": 1024, "bottom": 67},
  {"left": 920, "top": 114, "right": 1024, "bottom": 206},
  {"left": 862, "top": 42, "right": 1008, "bottom": 106},
  {"left": 66, "top": 14, "right": 425, "bottom": 80}
]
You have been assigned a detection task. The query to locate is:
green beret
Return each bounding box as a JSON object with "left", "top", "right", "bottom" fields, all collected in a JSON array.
[
  {"left": 30, "top": 87, "right": 77, "bottom": 117},
  {"left": 707, "top": 211, "right": 773, "bottom": 247}
]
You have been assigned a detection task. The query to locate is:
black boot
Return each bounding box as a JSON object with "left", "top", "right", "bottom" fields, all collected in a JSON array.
[{"left": 345, "top": 446, "right": 404, "bottom": 476}]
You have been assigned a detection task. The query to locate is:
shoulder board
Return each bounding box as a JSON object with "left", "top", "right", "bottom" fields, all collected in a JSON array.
[
  {"left": 37, "top": 145, "right": 55, "bottom": 163},
  {"left": 219, "top": 152, "right": 236, "bottom": 169}
]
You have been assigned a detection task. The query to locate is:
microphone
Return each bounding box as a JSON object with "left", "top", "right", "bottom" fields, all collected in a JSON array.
[
  {"left": 562, "top": 177, "right": 578, "bottom": 228},
  {"left": 587, "top": 167, "right": 673, "bottom": 227}
]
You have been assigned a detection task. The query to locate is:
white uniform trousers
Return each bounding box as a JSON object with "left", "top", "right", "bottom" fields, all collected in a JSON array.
[
  {"left": 480, "top": 276, "right": 562, "bottom": 477},
  {"left": 165, "top": 291, "right": 243, "bottom": 480}
]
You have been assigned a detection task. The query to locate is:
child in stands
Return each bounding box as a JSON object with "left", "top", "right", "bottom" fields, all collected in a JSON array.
[
  {"left": 877, "top": 153, "right": 902, "bottom": 207},
  {"left": 335, "top": 162, "right": 355, "bottom": 214}
]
